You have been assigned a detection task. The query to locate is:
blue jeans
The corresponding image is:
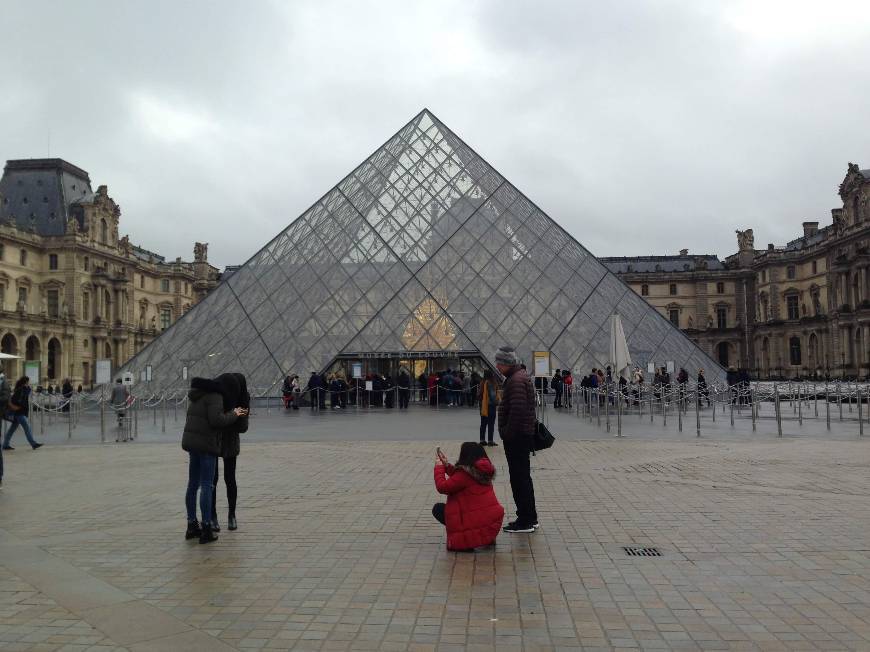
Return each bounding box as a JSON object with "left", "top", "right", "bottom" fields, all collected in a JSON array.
[
  {"left": 3, "top": 415, "right": 37, "bottom": 448},
  {"left": 185, "top": 452, "right": 217, "bottom": 524}
]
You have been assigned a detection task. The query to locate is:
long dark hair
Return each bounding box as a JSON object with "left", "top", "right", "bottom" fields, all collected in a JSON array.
[
  {"left": 14, "top": 376, "right": 29, "bottom": 391},
  {"left": 455, "top": 441, "right": 488, "bottom": 468}
]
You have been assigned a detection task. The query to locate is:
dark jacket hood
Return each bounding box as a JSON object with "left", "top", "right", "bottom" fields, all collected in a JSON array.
[
  {"left": 215, "top": 373, "right": 241, "bottom": 410},
  {"left": 188, "top": 377, "right": 221, "bottom": 401}
]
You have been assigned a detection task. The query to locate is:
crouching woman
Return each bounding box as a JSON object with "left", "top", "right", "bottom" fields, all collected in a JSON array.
[{"left": 433, "top": 442, "right": 505, "bottom": 552}]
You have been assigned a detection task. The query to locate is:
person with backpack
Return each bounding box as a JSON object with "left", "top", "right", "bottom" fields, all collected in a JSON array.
[
  {"left": 211, "top": 373, "right": 250, "bottom": 533},
  {"left": 551, "top": 369, "right": 563, "bottom": 408},
  {"left": 433, "top": 442, "right": 504, "bottom": 551},
  {"left": 182, "top": 376, "right": 246, "bottom": 544},
  {"left": 2, "top": 376, "right": 42, "bottom": 451}
]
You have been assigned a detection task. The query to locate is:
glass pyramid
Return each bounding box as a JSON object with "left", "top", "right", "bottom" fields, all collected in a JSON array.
[{"left": 122, "top": 109, "right": 724, "bottom": 393}]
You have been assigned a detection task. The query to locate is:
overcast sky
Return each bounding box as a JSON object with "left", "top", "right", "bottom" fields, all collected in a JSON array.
[{"left": 2, "top": 0, "right": 870, "bottom": 269}]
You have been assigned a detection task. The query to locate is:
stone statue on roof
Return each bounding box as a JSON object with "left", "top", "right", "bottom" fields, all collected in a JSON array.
[{"left": 736, "top": 229, "right": 754, "bottom": 251}]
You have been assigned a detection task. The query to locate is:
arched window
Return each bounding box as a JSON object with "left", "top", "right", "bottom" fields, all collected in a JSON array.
[
  {"left": 25, "top": 335, "right": 40, "bottom": 362},
  {"left": 789, "top": 336, "right": 801, "bottom": 366},
  {"left": 100, "top": 218, "right": 108, "bottom": 245},
  {"left": 717, "top": 342, "right": 729, "bottom": 367},
  {"left": 641, "top": 284, "right": 649, "bottom": 296},
  {"left": 1, "top": 333, "right": 18, "bottom": 378},
  {"left": 808, "top": 333, "right": 818, "bottom": 370},
  {"left": 47, "top": 338, "right": 61, "bottom": 380}
]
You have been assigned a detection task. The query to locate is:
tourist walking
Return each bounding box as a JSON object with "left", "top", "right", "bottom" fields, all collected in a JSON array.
[
  {"left": 306, "top": 372, "right": 323, "bottom": 410},
  {"left": 61, "top": 378, "right": 73, "bottom": 413},
  {"left": 433, "top": 442, "right": 504, "bottom": 551},
  {"left": 495, "top": 346, "right": 538, "bottom": 533},
  {"left": 697, "top": 368, "right": 710, "bottom": 407},
  {"left": 478, "top": 369, "right": 499, "bottom": 446},
  {"left": 2, "top": 376, "right": 42, "bottom": 451},
  {"left": 211, "top": 373, "right": 249, "bottom": 533},
  {"left": 182, "top": 376, "right": 246, "bottom": 544},
  {"left": 110, "top": 378, "right": 131, "bottom": 440}
]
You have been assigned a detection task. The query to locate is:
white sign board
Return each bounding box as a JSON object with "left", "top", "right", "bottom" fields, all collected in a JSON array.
[
  {"left": 666, "top": 361, "right": 675, "bottom": 374},
  {"left": 182, "top": 365, "right": 189, "bottom": 380},
  {"left": 24, "top": 361, "right": 40, "bottom": 386},
  {"left": 533, "top": 351, "right": 551, "bottom": 378},
  {"left": 647, "top": 362, "right": 655, "bottom": 374},
  {"left": 351, "top": 362, "right": 363, "bottom": 379},
  {"left": 145, "top": 364, "right": 153, "bottom": 382},
  {"left": 365, "top": 380, "right": 373, "bottom": 391},
  {"left": 96, "top": 359, "right": 112, "bottom": 385}
]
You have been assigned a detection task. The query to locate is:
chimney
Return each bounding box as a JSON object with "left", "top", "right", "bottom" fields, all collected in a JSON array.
[
  {"left": 767, "top": 243, "right": 774, "bottom": 251},
  {"left": 679, "top": 248, "right": 688, "bottom": 256},
  {"left": 802, "top": 221, "right": 818, "bottom": 237}
]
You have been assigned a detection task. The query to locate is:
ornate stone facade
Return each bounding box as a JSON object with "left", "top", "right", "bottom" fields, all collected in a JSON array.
[
  {"left": 602, "top": 163, "right": 870, "bottom": 379},
  {"left": 0, "top": 159, "right": 220, "bottom": 387}
]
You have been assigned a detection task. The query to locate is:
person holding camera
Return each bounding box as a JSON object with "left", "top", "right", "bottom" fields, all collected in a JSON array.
[{"left": 433, "top": 442, "right": 504, "bottom": 552}]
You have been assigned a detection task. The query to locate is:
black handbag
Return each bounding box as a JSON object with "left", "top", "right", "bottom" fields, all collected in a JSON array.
[{"left": 532, "top": 420, "right": 555, "bottom": 452}]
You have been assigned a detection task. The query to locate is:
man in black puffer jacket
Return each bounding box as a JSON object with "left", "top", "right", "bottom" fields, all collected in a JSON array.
[
  {"left": 182, "top": 377, "right": 246, "bottom": 544},
  {"left": 211, "top": 373, "right": 250, "bottom": 532},
  {"left": 495, "top": 346, "right": 538, "bottom": 534}
]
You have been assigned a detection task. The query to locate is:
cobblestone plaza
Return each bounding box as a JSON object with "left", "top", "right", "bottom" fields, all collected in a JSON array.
[{"left": 1, "top": 406, "right": 870, "bottom": 651}]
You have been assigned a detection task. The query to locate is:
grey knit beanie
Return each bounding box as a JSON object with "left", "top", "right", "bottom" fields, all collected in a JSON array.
[{"left": 494, "top": 346, "right": 518, "bottom": 366}]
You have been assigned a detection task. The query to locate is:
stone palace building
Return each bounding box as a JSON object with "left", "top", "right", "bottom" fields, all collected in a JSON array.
[
  {"left": 602, "top": 163, "right": 870, "bottom": 380},
  {"left": 0, "top": 158, "right": 220, "bottom": 387}
]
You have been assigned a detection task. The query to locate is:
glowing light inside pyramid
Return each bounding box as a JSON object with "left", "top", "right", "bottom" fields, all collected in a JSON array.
[{"left": 402, "top": 298, "right": 456, "bottom": 350}]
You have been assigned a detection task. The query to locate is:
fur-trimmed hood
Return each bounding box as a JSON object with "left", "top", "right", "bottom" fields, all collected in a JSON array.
[{"left": 456, "top": 457, "right": 496, "bottom": 485}]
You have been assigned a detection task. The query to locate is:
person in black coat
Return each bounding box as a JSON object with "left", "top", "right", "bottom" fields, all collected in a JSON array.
[
  {"left": 397, "top": 369, "right": 410, "bottom": 409},
  {"left": 306, "top": 372, "right": 323, "bottom": 410},
  {"left": 211, "top": 373, "right": 250, "bottom": 532},
  {"left": 182, "top": 377, "right": 245, "bottom": 544}
]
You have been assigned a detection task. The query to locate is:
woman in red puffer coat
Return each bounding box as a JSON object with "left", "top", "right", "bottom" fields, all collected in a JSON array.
[{"left": 433, "top": 442, "right": 505, "bottom": 551}]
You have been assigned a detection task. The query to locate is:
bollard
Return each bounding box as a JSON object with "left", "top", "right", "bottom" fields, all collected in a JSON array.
[
  {"left": 798, "top": 383, "right": 803, "bottom": 426},
  {"left": 695, "top": 390, "right": 701, "bottom": 437},
  {"left": 649, "top": 386, "right": 653, "bottom": 425},
  {"left": 814, "top": 382, "right": 818, "bottom": 417},
  {"left": 838, "top": 383, "right": 843, "bottom": 421},
  {"left": 712, "top": 391, "right": 716, "bottom": 423},
  {"left": 134, "top": 396, "right": 139, "bottom": 438},
  {"left": 67, "top": 398, "right": 72, "bottom": 439},
  {"left": 100, "top": 391, "right": 106, "bottom": 443},
  {"left": 617, "top": 389, "right": 623, "bottom": 437},
  {"left": 677, "top": 396, "right": 682, "bottom": 432},
  {"left": 751, "top": 387, "right": 756, "bottom": 432},
  {"left": 174, "top": 393, "right": 178, "bottom": 422},
  {"left": 662, "top": 389, "right": 667, "bottom": 428},
  {"left": 859, "top": 385, "right": 864, "bottom": 437},
  {"left": 729, "top": 397, "right": 734, "bottom": 427},
  {"left": 153, "top": 396, "right": 157, "bottom": 425},
  {"left": 40, "top": 395, "right": 45, "bottom": 435},
  {"left": 825, "top": 386, "right": 831, "bottom": 431},
  {"left": 775, "top": 385, "right": 782, "bottom": 437},
  {"left": 161, "top": 394, "right": 166, "bottom": 434},
  {"left": 605, "top": 386, "right": 611, "bottom": 433},
  {"left": 849, "top": 381, "right": 854, "bottom": 413},
  {"left": 596, "top": 388, "right": 601, "bottom": 428}
]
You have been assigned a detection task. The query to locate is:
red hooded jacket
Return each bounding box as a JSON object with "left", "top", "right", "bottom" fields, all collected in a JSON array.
[{"left": 434, "top": 458, "right": 505, "bottom": 550}]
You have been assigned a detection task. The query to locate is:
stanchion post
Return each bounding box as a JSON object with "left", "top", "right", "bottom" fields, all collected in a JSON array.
[
  {"left": 858, "top": 385, "right": 864, "bottom": 437},
  {"left": 775, "top": 385, "right": 782, "bottom": 438},
  {"left": 39, "top": 394, "right": 45, "bottom": 435},
  {"left": 825, "top": 385, "right": 831, "bottom": 431},
  {"left": 751, "top": 387, "right": 756, "bottom": 432},
  {"left": 798, "top": 384, "right": 803, "bottom": 426},
  {"left": 617, "top": 388, "right": 622, "bottom": 437},
  {"left": 67, "top": 398, "right": 72, "bottom": 439},
  {"left": 605, "top": 385, "right": 611, "bottom": 433},
  {"left": 100, "top": 387, "right": 106, "bottom": 443},
  {"left": 161, "top": 393, "right": 166, "bottom": 433},
  {"left": 695, "top": 390, "right": 701, "bottom": 437},
  {"left": 838, "top": 383, "right": 843, "bottom": 421},
  {"left": 134, "top": 395, "right": 139, "bottom": 438}
]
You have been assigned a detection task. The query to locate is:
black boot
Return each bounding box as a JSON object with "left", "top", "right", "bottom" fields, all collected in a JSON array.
[
  {"left": 212, "top": 518, "right": 220, "bottom": 533},
  {"left": 185, "top": 520, "right": 202, "bottom": 540},
  {"left": 228, "top": 512, "right": 237, "bottom": 531},
  {"left": 199, "top": 523, "right": 218, "bottom": 544}
]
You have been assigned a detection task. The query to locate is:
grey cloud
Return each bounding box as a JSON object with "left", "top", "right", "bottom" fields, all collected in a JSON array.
[{"left": 1, "top": 0, "right": 869, "bottom": 268}]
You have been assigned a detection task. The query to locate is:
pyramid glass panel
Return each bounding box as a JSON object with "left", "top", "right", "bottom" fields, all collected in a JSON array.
[{"left": 118, "top": 109, "right": 724, "bottom": 392}]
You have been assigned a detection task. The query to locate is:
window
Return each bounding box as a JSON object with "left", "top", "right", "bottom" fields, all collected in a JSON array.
[
  {"left": 0, "top": 243, "right": 4, "bottom": 260},
  {"left": 83, "top": 292, "right": 90, "bottom": 319},
  {"left": 17, "top": 287, "right": 27, "bottom": 306},
  {"left": 716, "top": 282, "right": 724, "bottom": 294},
  {"left": 160, "top": 307, "right": 171, "bottom": 330},
  {"left": 83, "top": 256, "right": 89, "bottom": 271},
  {"left": 641, "top": 284, "right": 649, "bottom": 296},
  {"left": 19, "top": 249, "right": 27, "bottom": 266},
  {"left": 787, "top": 265, "right": 796, "bottom": 280},
  {"left": 160, "top": 279, "right": 170, "bottom": 293},
  {"left": 812, "top": 260, "right": 817, "bottom": 274},
  {"left": 812, "top": 290, "right": 821, "bottom": 316},
  {"left": 761, "top": 270, "right": 767, "bottom": 282},
  {"left": 49, "top": 254, "right": 58, "bottom": 270},
  {"left": 669, "top": 308, "right": 679, "bottom": 326},
  {"left": 47, "top": 290, "right": 59, "bottom": 318},
  {"left": 717, "top": 306, "right": 727, "bottom": 329},
  {"left": 100, "top": 218, "right": 108, "bottom": 245},
  {"left": 669, "top": 283, "right": 677, "bottom": 296},
  {"left": 174, "top": 280, "right": 181, "bottom": 293},
  {"left": 786, "top": 294, "right": 799, "bottom": 320},
  {"left": 789, "top": 336, "right": 802, "bottom": 366},
  {"left": 140, "top": 274, "right": 145, "bottom": 289}
]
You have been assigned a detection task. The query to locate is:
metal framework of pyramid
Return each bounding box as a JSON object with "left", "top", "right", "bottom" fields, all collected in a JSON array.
[{"left": 122, "top": 109, "right": 724, "bottom": 393}]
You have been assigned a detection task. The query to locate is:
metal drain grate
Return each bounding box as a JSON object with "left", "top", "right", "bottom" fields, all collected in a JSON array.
[{"left": 623, "top": 546, "right": 662, "bottom": 557}]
